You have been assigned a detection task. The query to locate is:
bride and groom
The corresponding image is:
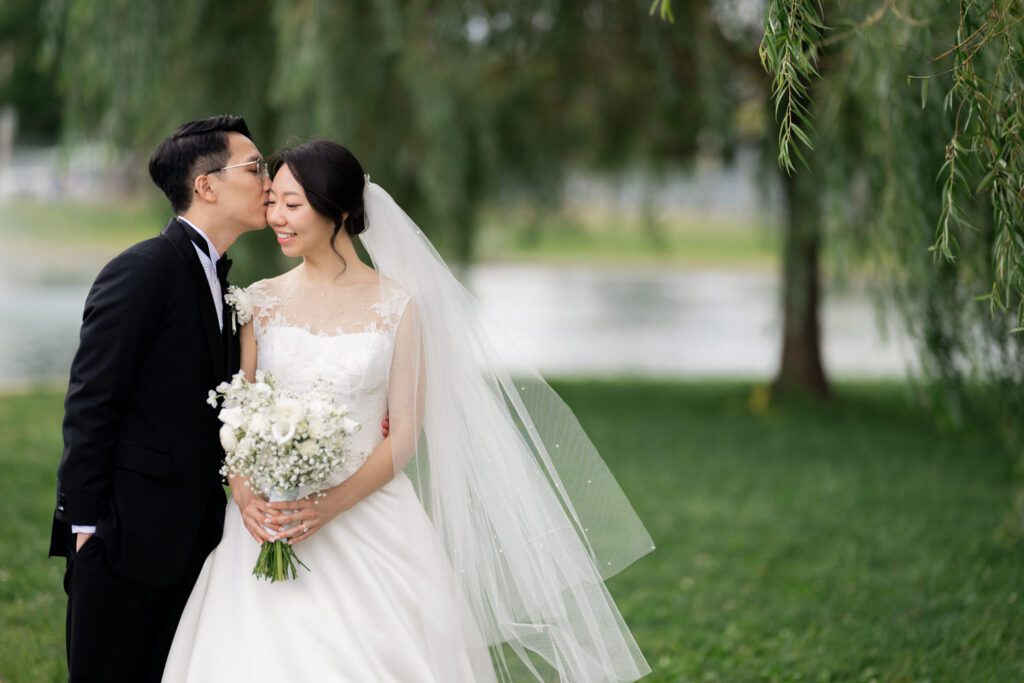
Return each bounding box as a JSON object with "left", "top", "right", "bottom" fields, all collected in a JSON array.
[{"left": 49, "top": 115, "right": 655, "bottom": 682}]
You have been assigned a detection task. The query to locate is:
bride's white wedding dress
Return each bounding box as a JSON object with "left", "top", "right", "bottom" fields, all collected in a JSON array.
[
  {"left": 162, "top": 275, "right": 497, "bottom": 682},
  {"left": 165, "top": 181, "right": 653, "bottom": 682}
]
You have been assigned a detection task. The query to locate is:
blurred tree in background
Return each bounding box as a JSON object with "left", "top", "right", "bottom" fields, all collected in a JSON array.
[
  {"left": 0, "top": 0, "right": 62, "bottom": 142},
  {"left": 657, "top": 0, "right": 835, "bottom": 397},
  {"left": 28, "top": 0, "right": 1024, "bottom": 436},
  {"left": 756, "top": 0, "right": 1024, "bottom": 432},
  {"left": 38, "top": 0, "right": 734, "bottom": 276},
  {"left": 649, "top": 0, "right": 1024, "bottom": 443},
  {"left": 754, "top": 0, "right": 1024, "bottom": 525}
]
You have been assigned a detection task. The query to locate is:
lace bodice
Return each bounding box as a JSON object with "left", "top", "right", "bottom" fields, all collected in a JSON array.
[{"left": 245, "top": 273, "right": 413, "bottom": 483}]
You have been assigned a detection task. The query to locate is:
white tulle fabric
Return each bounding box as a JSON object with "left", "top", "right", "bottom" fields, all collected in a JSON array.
[
  {"left": 361, "top": 180, "right": 654, "bottom": 682},
  {"left": 162, "top": 277, "right": 496, "bottom": 682}
]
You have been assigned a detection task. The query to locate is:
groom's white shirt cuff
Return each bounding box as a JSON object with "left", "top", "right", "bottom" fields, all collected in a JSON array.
[{"left": 71, "top": 525, "right": 96, "bottom": 534}]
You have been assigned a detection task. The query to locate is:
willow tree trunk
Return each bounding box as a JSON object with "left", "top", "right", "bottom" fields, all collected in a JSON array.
[{"left": 773, "top": 168, "right": 831, "bottom": 398}]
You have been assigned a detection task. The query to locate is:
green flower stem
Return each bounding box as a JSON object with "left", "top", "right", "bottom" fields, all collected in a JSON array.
[{"left": 252, "top": 540, "right": 310, "bottom": 582}]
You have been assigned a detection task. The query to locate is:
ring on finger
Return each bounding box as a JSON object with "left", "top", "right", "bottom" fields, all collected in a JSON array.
[{"left": 302, "top": 522, "right": 309, "bottom": 533}]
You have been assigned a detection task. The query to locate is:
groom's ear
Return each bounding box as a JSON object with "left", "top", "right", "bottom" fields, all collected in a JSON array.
[{"left": 193, "top": 174, "right": 216, "bottom": 204}]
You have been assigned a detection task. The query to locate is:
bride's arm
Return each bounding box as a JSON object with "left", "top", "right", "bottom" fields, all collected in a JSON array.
[
  {"left": 270, "top": 300, "right": 425, "bottom": 543},
  {"left": 229, "top": 320, "right": 276, "bottom": 543},
  {"left": 239, "top": 319, "right": 257, "bottom": 382}
]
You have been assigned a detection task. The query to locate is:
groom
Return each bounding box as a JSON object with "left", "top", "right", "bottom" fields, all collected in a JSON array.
[{"left": 48, "top": 115, "right": 270, "bottom": 682}]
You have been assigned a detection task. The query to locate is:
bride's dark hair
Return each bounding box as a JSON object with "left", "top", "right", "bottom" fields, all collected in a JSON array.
[{"left": 268, "top": 140, "right": 366, "bottom": 268}]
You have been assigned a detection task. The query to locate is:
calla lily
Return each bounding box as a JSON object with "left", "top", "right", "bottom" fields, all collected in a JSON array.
[
  {"left": 219, "top": 407, "right": 245, "bottom": 429},
  {"left": 272, "top": 420, "right": 297, "bottom": 445}
]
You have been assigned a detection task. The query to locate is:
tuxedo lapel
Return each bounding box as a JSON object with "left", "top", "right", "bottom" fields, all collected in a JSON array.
[
  {"left": 221, "top": 277, "right": 241, "bottom": 376},
  {"left": 160, "top": 218, "right": 225, "bottom": 380}
]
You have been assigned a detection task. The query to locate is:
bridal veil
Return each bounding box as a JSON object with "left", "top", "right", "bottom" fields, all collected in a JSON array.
[{"left": 361, "top": 179, "right": 654, "bottom": 682}]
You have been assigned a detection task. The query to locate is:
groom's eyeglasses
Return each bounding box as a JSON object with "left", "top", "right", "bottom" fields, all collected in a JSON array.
[{"left": 210, "top": 158, "right": 269, "bottom": 178}]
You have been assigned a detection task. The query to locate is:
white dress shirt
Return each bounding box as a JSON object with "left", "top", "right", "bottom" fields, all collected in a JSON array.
[
  {"left": 72, "top": 218, "right": 225, "bottom": 536},
  {"left": 177, "top": 216, "right": 225, "bottom": 330}
]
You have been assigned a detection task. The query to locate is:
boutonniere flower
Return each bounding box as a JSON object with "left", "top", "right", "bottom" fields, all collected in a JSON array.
[{"left": 224, "top": 285, "right": 253, "bottom": 333}]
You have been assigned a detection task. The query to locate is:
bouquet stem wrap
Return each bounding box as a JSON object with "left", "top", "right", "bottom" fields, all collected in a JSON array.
[{"left": 253, "top": 488, "right": 308, "bottom": 582}]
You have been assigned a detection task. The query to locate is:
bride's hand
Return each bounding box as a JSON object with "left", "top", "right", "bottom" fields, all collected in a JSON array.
[
  {"left": 266, "top": 488, "right": 350, "bottom": 545},
  {"left": 229, "top": 476, "right": 277, "bottom": 544}
]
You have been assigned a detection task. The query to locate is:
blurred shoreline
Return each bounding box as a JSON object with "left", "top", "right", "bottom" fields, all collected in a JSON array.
[{"left": 0, "top": 244, "right": 916, "bottom": 390}]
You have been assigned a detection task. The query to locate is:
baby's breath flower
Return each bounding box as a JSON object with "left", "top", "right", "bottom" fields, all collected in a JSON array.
[{"left": 211, "top": 370, "right": 359, "bottom": 500}]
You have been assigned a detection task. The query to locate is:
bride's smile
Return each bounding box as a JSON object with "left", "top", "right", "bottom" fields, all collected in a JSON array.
[
  {"left": 266, "top": 165, "right": 324, "bottom": 256},
  {"left": 266, "top": 164, "right": 345, "bottom": 259}
]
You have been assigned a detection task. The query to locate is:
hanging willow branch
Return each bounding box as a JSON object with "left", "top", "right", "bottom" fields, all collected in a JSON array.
[
  {"left": 747, "top": 0, "right": 1024, "bottom": 326},
  {"left": 649, "top": 0, "right": 675, "bottom": 23},
  {"left": 758, "top": 1, "right": 826, "bottom": 174},
  {"left": 930, "top": 1, "right": 1024, "bottom": 325}
]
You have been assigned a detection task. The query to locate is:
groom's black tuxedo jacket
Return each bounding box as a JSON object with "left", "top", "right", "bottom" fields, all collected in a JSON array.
[{"left": 49, "top": 218, "right": 240, "bottom": 587}]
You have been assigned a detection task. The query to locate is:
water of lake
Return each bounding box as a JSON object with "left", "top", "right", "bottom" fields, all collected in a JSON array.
[{"left": 0, "top": 248, "right": 915, "bottom": 389}]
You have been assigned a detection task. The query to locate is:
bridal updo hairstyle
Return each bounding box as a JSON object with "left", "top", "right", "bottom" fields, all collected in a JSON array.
[
  {"left": 268, "top": 141, "right": 367, "bottom": 266},
  {"left": 149, "top": 114, "right": 253, "bottom": 214}
]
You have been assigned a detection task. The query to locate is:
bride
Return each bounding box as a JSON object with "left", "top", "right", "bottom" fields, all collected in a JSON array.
[{"left": 162, "top": 140, "right": 654, "bottom": 682}]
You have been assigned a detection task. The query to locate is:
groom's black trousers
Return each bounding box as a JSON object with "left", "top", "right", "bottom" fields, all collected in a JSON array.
[{"left": 62, "top": 530, "right": 211, "bottom": 683}]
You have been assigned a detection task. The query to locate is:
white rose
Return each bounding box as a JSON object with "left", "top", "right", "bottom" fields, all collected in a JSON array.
[
  {"left": 298, "top": 439, "right": 318, "bottom": 458},
  {"left": 219, "top": 424, "right": 238, "bottom": 453},
  {"left": 307, "top": 417, "right": 330, "bottom": 440},
  {"left": 272, "top": 420, "right": 297, "bottom": 445},
  {"left": 252, "top": 382, "right": 273, "bottom": 399},
  {"left": 219, "top": 407, "right": 245, "bottom": 429},
  {"left": 274, "top": 397, "right": 306, "bottom": 424},
  {"left": 249, "top": 412, "right": 270, "bottom": 434}
]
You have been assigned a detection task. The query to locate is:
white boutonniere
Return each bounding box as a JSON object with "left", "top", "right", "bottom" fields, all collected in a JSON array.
[{"left": 224, "top": 285, "right": 253, "bottom": 333}]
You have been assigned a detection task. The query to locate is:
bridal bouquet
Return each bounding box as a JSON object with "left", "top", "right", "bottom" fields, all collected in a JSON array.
[{"left": 209, "top": 370, "right": 360, "bottom": 581}]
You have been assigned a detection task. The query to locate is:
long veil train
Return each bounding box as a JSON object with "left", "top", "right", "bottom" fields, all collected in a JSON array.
[{"left": 362, "top": 179, "right": 654, "bottom": 682}]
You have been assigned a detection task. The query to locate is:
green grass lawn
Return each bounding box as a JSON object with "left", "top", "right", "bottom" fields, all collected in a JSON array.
[
  {"left": 1, "top": 382, "right": 1021, "bottom": 682},
  {"left": 475, "top": 206, "right": 778, "bottom": 267},
  {"left": 0, "top": 200, "right": 167, "bottom": 250}
]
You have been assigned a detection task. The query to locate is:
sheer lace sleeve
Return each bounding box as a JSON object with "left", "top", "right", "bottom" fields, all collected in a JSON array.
[
  {"left": 385, "top": 293, "right": 424, "bottom": 473},
  {"left": 244, "top": 279, "right": 281, "bottom": 342}
]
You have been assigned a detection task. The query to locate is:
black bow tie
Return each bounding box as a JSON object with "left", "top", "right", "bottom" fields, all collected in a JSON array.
[{"left": 216, "top": 256, "right": 232, "bottom": 284}]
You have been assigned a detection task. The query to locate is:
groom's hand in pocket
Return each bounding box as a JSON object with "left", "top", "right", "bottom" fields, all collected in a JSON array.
[{"left": 75, "top": 532, "right": 94, "bottom": 552}]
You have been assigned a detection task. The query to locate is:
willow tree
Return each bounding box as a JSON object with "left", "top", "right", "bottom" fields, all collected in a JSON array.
[
  {"left": 44, "top": 1, "right": 721, "bottom": 274},
  {"left": 0, "top": 0, "right": 62, "bottom": 141},
  {"left": 656, "top": 0, "right": 1023, "bottom": 408},
  {"left": 756, "top": 0, "right": 1024, "bottom": 434},
  {"left": 653, "top": 0, "right": 833, "bottom": 397}
]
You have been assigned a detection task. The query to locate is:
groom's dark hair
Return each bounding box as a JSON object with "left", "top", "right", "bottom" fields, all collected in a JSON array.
[{"left": 149, "top": 115, "right": 253, "bottom": 214}]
